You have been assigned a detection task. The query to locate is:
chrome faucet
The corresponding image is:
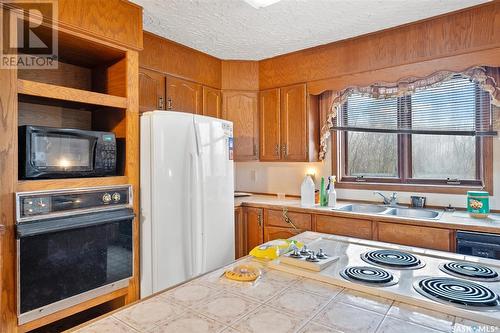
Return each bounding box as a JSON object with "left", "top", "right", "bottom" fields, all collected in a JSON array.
[{"left": 374, "top": 191, "right": 399, "bottom": 207}]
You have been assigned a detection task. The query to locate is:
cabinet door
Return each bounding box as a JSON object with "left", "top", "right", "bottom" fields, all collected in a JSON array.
[
  {"left": 377, "top": 222, "right": 452, "bottom": 251},
  {"left": 222, "top": 91, "right": 259, "bottom": 161},
  {"left": 264, "top": 226, "right": 303, "bottom": 242},
  {"left": 315, "top": 215, "right": 373, "bottom": 240},
  {"left": 166, "top": 75, "right": 203, "bottom": 114},
  {"left": 259, "top": 89, "right": 281, "bottom": 161},
  {"left": 280, "top": 83, "right": 308, "bottom": 161},
  {"left": 246, "top": 207, "right": 264, "bottom": 251},
  {"left": 139, "top": 68, "right": 165, "bottom": 112},
  {"left": 203, "top": 86, "right": 222, "bottom": 118},
  {"left": 234, "top": 207, "right": 246, "bottom": 259}
]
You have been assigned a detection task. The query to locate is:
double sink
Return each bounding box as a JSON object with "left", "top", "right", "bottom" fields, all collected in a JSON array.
[{"left": 334, "top": 204, "right": 443, "bottom": 220}]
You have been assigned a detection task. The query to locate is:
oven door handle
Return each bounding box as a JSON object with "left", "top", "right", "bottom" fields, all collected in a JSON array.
[
  {"left": 17, "top": 208, "right": 134, "bottom": 238},
  {"left": 457, "top": 239, "right": 500, "bottom": 251}
]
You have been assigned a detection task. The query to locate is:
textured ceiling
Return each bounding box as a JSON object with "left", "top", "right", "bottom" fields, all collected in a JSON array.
[{"left": 133, "top": 0, "right": 490, "bottom": 60}]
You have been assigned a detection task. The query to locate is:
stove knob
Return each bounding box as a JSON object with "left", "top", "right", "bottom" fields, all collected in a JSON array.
[
  {"left": 317, "top": 248, "right": 328, "bottom": 259},
  {"left": 112, "top": 192, "right": 121, "bottom": 202},
  {"left": 102, "top": 193, "right": 112, "bottom": 204},
  {"left": 299, "top": 245, "right": 309, "bottom": 256}
]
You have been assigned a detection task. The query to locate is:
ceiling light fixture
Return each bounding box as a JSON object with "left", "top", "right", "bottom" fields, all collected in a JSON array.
[{"left": 244, "top": 0, "right": 282, "bottom": 9}]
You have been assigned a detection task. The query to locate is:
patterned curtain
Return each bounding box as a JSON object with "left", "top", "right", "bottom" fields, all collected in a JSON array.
[{"left": 318, "top": 66, "right": 500, "bottom": 160}]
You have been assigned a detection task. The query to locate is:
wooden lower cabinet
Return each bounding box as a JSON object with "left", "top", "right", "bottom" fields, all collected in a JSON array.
[
  {"left": 245, "top": 207, "right": 264, "bottom": 251},
  {"left": 264, "top": 226, "right": 303, "bottom": 242},
  {"left": 265, "top": 209, "right": 312, "bottom": 229},
  {"left": 234, "top": 207, "right": 246, "bottom": 259},
  {"left": 315, "top": 215, "right": 373, "bottom": 240},
  {"left": 376, "top": 222, "right": 452, "bottom": 251}
]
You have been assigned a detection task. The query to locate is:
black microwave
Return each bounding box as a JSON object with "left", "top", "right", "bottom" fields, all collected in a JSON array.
[{"left": 19, "top": 125, "right": 117, "bottom": 179}]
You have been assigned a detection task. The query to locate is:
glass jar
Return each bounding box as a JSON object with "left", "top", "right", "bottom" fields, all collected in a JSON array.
[{"left": 467, "top": 191, "right": 489, "bottom": 218}]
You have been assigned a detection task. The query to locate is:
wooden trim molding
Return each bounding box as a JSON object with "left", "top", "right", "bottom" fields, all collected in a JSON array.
[{"left": 260, "top": 2, "right": 500, "bottom": 90}]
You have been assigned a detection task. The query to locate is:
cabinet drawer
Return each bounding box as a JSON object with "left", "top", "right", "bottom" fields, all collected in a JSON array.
[
  {"left": 265, "top": 209, "right": 312, "bottom": 229},
  {"left": 315, "top": 215, "right": 372, "bottom": 240},
  {"left": 264, "top": 226, "right": 303, "bottom": 242},
  {"left": 377, "top": 222, "right": 452, "bottom": 252}
]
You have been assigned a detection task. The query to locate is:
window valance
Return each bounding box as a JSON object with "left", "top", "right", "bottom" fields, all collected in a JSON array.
[{"left": 319, "top": 66, "right": 500, "bottom": 160}]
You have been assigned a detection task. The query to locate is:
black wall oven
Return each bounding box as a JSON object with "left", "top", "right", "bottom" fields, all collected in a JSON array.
[
  {"left": 16, "top": 185, "right": 134, "bottom": 324},
  {"left": 19, "top": 125, "right": 117, "bottom": 179}
]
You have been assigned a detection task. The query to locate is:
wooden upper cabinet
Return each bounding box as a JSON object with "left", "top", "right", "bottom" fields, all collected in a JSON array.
[
  {"left": 257, "top": 84, "right": 319, "bottom": 162},
  {"left": 246, "top": 207, "right": 264, "bottom": 251},
  {"left": 202, "top": 86, "right": 222, "bottom": 118},
  {"left": 280, "top": 83, "right": 308, "bottom": 161},
  {"left": 259, "top": 89, "right": 281, "bottom": 161},
  {"left": 139, "top": 68, "right": 165, "bottom": 112},
  {"left": 166, "top": 75, "right": 203, "bottom": 114},
  {"left": 222, "top": 91, "right": 259, "bottom": 161}
]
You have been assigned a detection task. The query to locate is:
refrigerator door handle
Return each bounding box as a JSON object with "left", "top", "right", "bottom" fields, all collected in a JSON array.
[{"left": 194, "top": 121, "right": 208, "bottom": 273}]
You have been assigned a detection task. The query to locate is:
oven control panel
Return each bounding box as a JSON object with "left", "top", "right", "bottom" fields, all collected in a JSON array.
[{"left": 16, "top": 185, "right": 132, "bottom": 222}]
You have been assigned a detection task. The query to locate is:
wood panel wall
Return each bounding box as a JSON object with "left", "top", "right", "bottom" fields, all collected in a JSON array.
[
  {"left": 221, "top": 60, "right": 259, "bottom": 91},
  {"left": 58, "top": 0, "right": 143, "bottom": 51},
  {"left": 140, "top": 32, "right": 222, "bottom": 88},
  {"left": 259, "top": 2, "right": 500, "bottom": 90}
]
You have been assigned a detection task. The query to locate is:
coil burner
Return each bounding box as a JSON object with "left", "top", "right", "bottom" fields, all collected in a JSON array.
[
  {"left": 340, "top": 266, "right": 398, "bottom": 287},
  {"left": 439, "top": 262, "right": 500, "bottom": 282},
  {"left": 413, "top": 277, "right": 500, "bottom": 311},
  {"left": 361, "top": 249, "right": 425, "bottom": 270}
]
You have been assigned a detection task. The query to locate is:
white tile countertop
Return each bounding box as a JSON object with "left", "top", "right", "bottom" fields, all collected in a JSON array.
[
  {"left": 235, "top": 194, "right": 500, "bottom": 234},
  {"left": 71, "top": 232, "right": 500, "bottom": 333}
]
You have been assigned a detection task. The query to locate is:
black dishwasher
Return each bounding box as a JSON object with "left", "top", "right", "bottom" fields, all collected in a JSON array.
[{"left": 456, "top": 231, "right": 500, "bottom": 260}]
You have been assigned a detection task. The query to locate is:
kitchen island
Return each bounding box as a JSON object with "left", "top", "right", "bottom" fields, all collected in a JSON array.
[{"left": 71, "top": 233, "right": 499, "bottom": 333}]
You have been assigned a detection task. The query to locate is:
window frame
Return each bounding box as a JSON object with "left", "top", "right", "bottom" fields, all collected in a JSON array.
[{"left": 333, "top": 88, "right": 493, "bottom": 195}]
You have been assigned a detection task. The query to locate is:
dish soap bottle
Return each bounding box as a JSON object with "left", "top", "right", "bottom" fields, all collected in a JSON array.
[
  {"left": 320, "top": 177, "right": 328, "bottom": 206},
  {"left": 300, "top": 175, "right": 315, "bottom": 207},
  {"left": 327, "top": 176, "right": 337, "bottom": 208}
]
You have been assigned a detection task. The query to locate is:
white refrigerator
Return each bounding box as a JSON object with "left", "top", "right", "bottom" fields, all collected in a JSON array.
[{"left": 140, "top": 111, "right": 235, "bottom": 298}]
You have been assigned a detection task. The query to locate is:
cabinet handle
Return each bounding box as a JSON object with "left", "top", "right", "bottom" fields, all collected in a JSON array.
[
  {"left": 253, "top": 143, "right": 257, "bottom": 156},
  {"left": 257, "top": 212, "right": 263, "bottom": 227},
  {"left": 158, "top": 97, "right": 164, "bottom": 110},
  {"left": 167, "top": 98, "right": 173, "bottom": 110},
  {"left": 274, "top": 144, "right": 280, "bottom": 156},
  {"left": 282, "top": 208, "right": 297, "bottom": 230},
  {"left": 281, "top": 144, "right": 286, "bottom": 156}
]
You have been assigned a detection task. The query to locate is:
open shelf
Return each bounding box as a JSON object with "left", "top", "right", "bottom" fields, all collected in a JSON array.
[
  {"left": 16, "top": 176, "right": 129, "bottom": 192},
  {"left": 18, "top": 79, "right": 127, "bottom": 109}
]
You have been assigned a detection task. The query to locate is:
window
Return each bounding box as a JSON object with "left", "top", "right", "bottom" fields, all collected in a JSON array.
[{"left": 336, "top": 75, "right": 493, "bottom": 191}]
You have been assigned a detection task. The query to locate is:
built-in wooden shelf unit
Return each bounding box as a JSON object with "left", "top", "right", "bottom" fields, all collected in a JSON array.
[
  {"left": 18, "top": 79, "right": 128, "bottom": 109},
  {"left": 0, "top": 2, "right": 141, "bottom": 331}
]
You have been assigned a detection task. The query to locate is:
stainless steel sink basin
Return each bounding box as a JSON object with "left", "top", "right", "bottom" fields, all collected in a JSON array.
[
  {"left": 336, "top": 204, "right": 388, "bottom": 214},
  {"left": 383, "top": 207, "right": 443, "bottom": 220},
  {"left": 334, "top": 204, "right": 443, "bottom": 220}
]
